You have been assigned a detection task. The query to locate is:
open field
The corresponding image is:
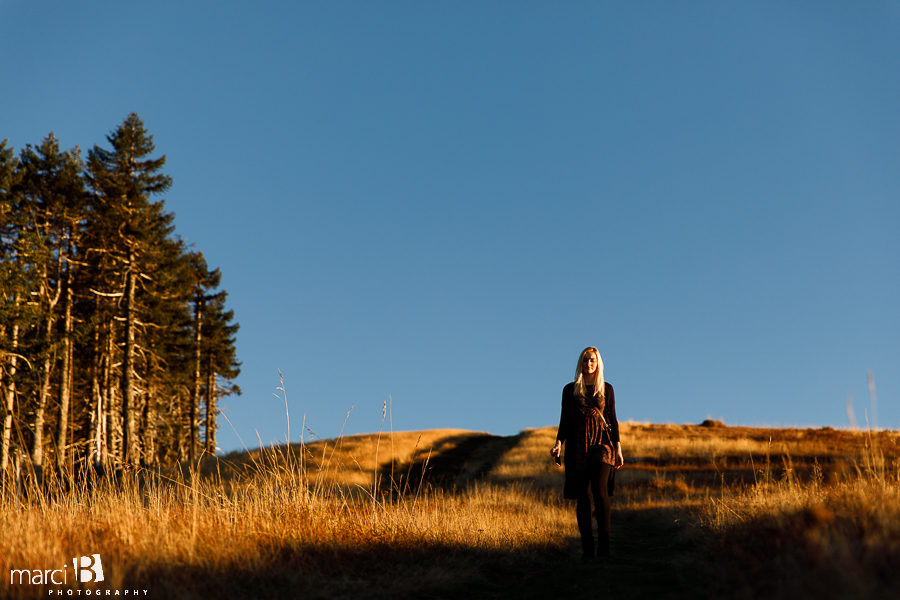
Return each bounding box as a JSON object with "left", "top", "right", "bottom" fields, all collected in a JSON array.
[{"left": 2, "top": 422, "right": 900, "bottom": 599}]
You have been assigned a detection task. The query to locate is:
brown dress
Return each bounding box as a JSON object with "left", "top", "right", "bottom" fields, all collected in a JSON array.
[{"left": 555, "top": 381, "right": 619, "bottom": 499}]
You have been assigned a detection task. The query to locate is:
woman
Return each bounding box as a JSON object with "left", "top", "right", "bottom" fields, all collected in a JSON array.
[{"left": 550, "top": 346, "right": 624, "bottom": 560}]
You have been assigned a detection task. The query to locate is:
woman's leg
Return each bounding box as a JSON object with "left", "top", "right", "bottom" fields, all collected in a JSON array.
[
  {"left": 590, "top": 463, "right": 612, "bottom": 555},
  {"left": 573, "top": 473, "right": 594, "bottom": 559}
]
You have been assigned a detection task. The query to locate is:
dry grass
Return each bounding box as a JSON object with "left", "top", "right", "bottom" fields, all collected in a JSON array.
[
  {"left": 1, "top": 477, "right": 571, "bottom": 598},
  {"left": 620, "top": 421, "right": 900, "bottom": 462},
  {"left": 695, "top": 431, "right": 900, "bottom": 599},
  {"left": 483, "top": 427, "right": 560, "bottom": 489},
  {"left": 218, "top": 428, "right": 479, "bottom": 491},
  {"left": 0, "top": 428, "right": 570, "bottom": 599},
  {"left": 3, "top": 421, "right": 900, "bottom": 599}
]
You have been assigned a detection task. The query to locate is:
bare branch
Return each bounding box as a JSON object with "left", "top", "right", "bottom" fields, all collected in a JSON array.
[
  {"left": 0, "top": 351, "right": 34, "bottom": 370},
  {"left": 90, "top": 289, "right": 125, "bottom": 298}
]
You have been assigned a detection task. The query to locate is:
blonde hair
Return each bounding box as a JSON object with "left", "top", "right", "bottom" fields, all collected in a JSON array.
[{"left": 574, "top": 346, "right": 605, "bottom": 401}]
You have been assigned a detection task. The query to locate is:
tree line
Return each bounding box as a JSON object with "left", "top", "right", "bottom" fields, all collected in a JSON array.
[{"left": 0, "top": 113, "right": 240, "bottom": 481}]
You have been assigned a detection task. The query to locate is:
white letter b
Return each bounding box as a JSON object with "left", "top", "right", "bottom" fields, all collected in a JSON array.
[{"left": 72, "top": 555, "right": 104, "bottom": 583}]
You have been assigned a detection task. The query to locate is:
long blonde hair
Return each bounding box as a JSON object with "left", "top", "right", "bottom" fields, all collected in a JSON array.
[{"left": 574, "top": 346, "right": 605, "bottom": 401}]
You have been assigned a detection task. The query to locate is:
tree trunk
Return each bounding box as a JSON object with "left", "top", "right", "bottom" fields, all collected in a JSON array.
[
  {"left": 205, "top": 359, "right": 217, "bottom": 454},
  {"left": 1, "top": 318, "right": 21, "bottom": 474},
  {"left": 175, "top": 391, "right": 187, "bottom": 462},
  {"left": 89, "top": 323, "right": 101, "bottom": 465},
  {"left": 30, "top": 316, "right": 56, "bottom": 470},
  {"left": 56, "top": 253, "right": 74, "bottom": 472},
  {"left": 190, "top": 296, "right": 202, "bottom": 463},
  {"left": 104, "top": 319, "right": 117, "bottom": 464},
  {"left": 142, "top": 383, "right": 154, "bottom": 468},
  {"left": 122, "top": 253, "right": 138, "bottom": 465},
  {"left": 134, "top": 388, "right": 145, "bottom": 467},
  {"left": 32, "top": 257, "right": 63, "bottom": 472},
  {"left": 88, "top": 303, "right": 108, "bottom": 467}
]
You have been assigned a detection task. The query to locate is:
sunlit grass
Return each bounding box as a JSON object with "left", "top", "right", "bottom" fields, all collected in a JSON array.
[
  {"left": 0, "top": 428, "right": 570, "bottom": 599},
  {"left": 3, "top": 420, "right": 900, "bottom": 599}
]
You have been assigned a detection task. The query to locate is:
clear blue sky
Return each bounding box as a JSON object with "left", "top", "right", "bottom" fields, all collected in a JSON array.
[{"left": 2, "top": 2, "right": 898, "bottom": 451}]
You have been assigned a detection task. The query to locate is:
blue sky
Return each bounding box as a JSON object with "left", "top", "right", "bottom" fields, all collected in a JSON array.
[{"left": 2, "top": 2, "right": 898, "bottom": 451}]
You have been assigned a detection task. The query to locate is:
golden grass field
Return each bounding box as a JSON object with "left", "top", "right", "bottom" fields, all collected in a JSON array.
[{"left": 2, "top": 422, "right": 900, "bottom": 599}]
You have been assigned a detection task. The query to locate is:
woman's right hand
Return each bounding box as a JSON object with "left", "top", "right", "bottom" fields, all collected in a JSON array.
[{"left": 550, "top": 440, "right": 562, "bottom": 460}]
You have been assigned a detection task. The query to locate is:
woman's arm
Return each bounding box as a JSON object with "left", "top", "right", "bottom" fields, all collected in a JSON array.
[
  {"left": 555, "top": 385, "right": 569, "bottom": 443},
  {"left": 607, "top": 383, "right": 625, "bottom": 468},
  {"left": 606, "top": 383, "right": 619, "bottom": 445},
  {"left": 551, "top": 385, "right": 570, "bottom": 460}
]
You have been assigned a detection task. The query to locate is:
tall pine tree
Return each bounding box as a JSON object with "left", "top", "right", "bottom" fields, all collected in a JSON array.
[
  {"left": 0, "top": 139, "right": 25, "bottom": 476},
  {"left": 86, "top": 114, "right": 174, "bottom": 467},
  {"left": 16, "top": 134, "right": 87, "bottom": 473},
  {"left": 1, "top": 115, "right": 240, "bottom": 483}
]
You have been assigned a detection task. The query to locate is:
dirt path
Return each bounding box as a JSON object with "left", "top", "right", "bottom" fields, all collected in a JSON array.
[
  {"left": 591, "top": 508, "right": 702, "bottom": 598},
  {"left": 392, "top": 431, "right": 523, "bottom": 491},
  {"left": 401, "top": 433, "right": 708, "bottom": 599},
  {"left": 402, "top": 434, "right": 703, "bottom": 600},
  {"left": 461, "top": 506, "right": 704, "bottom": 600}
]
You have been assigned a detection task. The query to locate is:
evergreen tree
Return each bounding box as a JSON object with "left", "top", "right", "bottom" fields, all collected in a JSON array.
[
  {"left": 16, "top": 134, "right": 87, "bottom": 473},
  {"left": 85, "top": 113, "right": 174, "bottom": 467},
  {"left": 0, "top": 139, "right": 25, "bottom": 475},
  {"left": 1, "top": 115, "right": 239, "bottom": 481},
  {"left": 201, "top": 289, "right": 240, "bottom": 454},
  {"left": 185, "top": 253, "right": 240, "bottom": 457}
]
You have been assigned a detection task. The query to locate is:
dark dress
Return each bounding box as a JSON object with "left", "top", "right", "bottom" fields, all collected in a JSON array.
[{"left": 555, "top": 381, "right": 619, "bottom": 499}]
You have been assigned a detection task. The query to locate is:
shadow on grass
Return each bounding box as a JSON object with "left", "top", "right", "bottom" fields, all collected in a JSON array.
[
  {"left": 128, "top": 540, "right": 562, "bottom": 600},
  {"left": 3, "top": 506, "right": 712, "bottom": 600},
  {"left": 108, "top": 506, "right": 705, "bottom": 600},
  {"left": 693, "top": 505, "right": 900, "bottom": 600},
  {"left": 387, "top": 432, "right": 523, "bottom": 494}
]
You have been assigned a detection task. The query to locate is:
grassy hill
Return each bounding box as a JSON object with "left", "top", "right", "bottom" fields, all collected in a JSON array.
[{"left": 3, "top": 422, "right": 900, "bottom": 599}]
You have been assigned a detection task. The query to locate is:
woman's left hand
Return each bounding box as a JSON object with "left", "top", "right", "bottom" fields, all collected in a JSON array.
[{"left": 614, "top": 448, "right": 625, "bottom": 470}]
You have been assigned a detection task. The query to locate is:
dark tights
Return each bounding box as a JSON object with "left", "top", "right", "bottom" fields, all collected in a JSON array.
[{"left": 574, "top": 462, "right": 611, "bottom": 557}]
